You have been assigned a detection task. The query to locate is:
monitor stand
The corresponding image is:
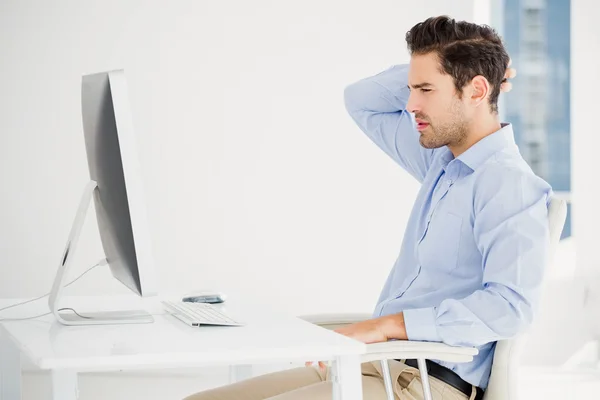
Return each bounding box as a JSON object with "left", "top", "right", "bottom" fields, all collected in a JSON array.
[{"left": 48, "top": 180, "right": 154, "bottom": 326}]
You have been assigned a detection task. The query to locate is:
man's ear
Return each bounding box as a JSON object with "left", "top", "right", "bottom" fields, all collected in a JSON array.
[{"left": 470, "top": 75, "right": 490, "bottom": 107}]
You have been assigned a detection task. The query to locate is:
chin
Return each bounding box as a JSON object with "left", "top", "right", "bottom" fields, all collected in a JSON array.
[{"left": 419, "top": 136, "right": 436, "bottom": 149}]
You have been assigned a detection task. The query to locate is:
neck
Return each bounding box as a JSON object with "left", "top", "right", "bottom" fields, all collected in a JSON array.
[{"left": 448, "top": 113, "right": 502, "bottom": 157}]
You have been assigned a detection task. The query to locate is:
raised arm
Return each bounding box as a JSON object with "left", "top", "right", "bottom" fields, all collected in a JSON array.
[{"left": 344, "top": 64, "right": 436, "bottom": 182}]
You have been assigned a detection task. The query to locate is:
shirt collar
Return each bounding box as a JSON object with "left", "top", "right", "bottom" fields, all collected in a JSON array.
[{"left": 441, "top": 123, "right": 516, "bottom": 172}]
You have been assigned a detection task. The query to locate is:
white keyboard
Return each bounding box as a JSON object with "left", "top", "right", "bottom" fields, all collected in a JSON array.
[{"left": 162, "top": 301, "right": 244, "bottom": 327}]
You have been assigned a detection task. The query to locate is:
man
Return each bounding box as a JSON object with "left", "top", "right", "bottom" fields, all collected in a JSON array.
[{"left": 185, "top": 15, "right": 551, "bottom": 400}]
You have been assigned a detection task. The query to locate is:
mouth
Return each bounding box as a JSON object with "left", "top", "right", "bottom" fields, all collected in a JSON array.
[{"left": 416, "top": 119, "right": 430, "bottom": 131}]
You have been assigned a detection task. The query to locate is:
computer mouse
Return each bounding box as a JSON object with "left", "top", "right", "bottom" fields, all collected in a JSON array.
[{"left": 181, "top": 291, "right": 226, "bottom": 304}]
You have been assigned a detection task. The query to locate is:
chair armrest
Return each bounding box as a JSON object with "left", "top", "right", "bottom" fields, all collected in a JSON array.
[
  {"left": 300, "top": 313, "right": 478, "bottom": 364},
  {"left": 362, "top": 340, "right": 478, "bottom": 363}
]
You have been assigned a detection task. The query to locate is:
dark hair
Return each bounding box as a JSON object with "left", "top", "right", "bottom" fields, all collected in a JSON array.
[{"left": 405, "top": 16, "right": 509, "bottom": 113}]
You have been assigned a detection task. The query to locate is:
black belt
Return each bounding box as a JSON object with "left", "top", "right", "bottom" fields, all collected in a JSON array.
[{"left": 402, "top": 359, "right": 484, "bottom": 400}]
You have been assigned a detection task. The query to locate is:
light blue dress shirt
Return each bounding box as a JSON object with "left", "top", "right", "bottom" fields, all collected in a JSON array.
[{"left": 344, "top": 64, "right": 552, "bottom": 389}]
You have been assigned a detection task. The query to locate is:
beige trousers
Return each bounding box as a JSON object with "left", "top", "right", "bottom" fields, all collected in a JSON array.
[{"left": 183, "top": 360, "right": 477, "bottom": 400}]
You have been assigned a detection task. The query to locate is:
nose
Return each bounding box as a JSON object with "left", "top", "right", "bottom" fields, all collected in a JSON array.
[{"left": 406, "top": 91, "right": 419, "bottom": 114}]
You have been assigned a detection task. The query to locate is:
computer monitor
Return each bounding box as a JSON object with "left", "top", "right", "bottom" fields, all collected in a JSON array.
[{"left": 48, "top": 69, "right": 158, "bottom": 325}]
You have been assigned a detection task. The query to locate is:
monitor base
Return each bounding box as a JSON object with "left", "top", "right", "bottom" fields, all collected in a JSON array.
[
  {"left": 56, "top": 308, "right": 154, "bottom": 326},
  {"left": 48, "top": 181, "right": 154, "bottom": 326}
]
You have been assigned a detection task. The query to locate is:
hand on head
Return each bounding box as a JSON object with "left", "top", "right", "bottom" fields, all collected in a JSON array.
[{"left": 501, "top": 59, "right": 516, "bottom": 93}]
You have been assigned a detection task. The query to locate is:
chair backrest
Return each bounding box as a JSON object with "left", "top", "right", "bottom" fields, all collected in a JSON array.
[{"left": 483, "top": 196, "right": 567, "bottom": 400}]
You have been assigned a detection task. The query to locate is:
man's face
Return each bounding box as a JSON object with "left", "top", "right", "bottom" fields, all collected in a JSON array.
[{"left": 407, "top": 52, "right": 470, "bottom": 150}]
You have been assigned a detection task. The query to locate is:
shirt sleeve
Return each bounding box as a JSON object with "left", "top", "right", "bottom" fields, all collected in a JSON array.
[
  {"left": 344, "top": 64, "right": 436, "bottom": 183},
  {"left": 403, "top": 166, "right": 552, "bottom": 347}
]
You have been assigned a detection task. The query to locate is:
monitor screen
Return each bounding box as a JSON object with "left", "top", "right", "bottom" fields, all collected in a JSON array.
[{"left": 81, "top": 70, "right": 157, "bottom": 297}]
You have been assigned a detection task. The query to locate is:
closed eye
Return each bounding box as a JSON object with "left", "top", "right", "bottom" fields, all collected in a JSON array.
[{"left": 421, "top": 88, "right": 432, "bottom": 93}]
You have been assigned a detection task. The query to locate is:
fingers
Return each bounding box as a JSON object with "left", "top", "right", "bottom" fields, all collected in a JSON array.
[
  {"left": 505, "top": 67, "right": 517, "bottom": 79},
  {"left": 500, "top": 81, "right": 513, "bottom": 93},
  {"left": 305, "top": 361, "right": 328, "bottom": 372},
  {"left": 501, "top": 59, "right": 516, "bottom": 93}
]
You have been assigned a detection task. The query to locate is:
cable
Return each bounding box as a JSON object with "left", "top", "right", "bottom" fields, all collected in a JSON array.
[
  {"left": 0, "top": 310, "right": 168, "bottom": 322},
  {"left": 0, "top": 258, "right": 108, "bottom": 321},
  {"left": 0, "top": 308, "right": 97, "bottom": 322},
  {"left": 0, "top": 312, "right": 52, "bottom": 321},
  {"left": 56, "top": 307, "right": 93, "bottom": 319}
]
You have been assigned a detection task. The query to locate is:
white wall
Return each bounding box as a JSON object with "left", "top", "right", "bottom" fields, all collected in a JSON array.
[
  {"left": 0, "top": 0, "right": 477, "bottom": 316},
  {"left": 0, "top": 0, "right": 478, "bottom": 316},
  {"left": 571, "top": 0, "right": 600, "bottom": 346},
  {"left": 1, "top": 3, "right": 475, "bottom": 398}
]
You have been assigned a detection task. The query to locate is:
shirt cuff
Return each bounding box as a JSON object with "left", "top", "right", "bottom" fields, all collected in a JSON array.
[{"left": 403, "top": 307, "right": 443, "bottom": 342}]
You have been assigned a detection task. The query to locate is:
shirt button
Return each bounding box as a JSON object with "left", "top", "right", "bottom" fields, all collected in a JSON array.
[{"left": 446, "top": 179, "right": 453, "bottom": 184}]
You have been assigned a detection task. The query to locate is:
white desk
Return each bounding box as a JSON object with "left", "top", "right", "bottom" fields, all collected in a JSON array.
[{"left": 0, "top": 296, "right": 365, "bottom": 400}]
